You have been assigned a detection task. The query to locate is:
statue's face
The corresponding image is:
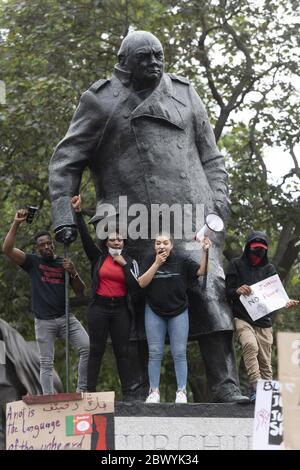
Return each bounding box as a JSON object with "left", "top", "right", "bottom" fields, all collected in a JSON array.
[{"left": 125, "top": 35, "right": 164, "bottom": 87}]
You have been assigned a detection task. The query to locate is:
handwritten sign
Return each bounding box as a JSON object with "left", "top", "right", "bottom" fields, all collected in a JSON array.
[
  {"left": 240, "top": 274, "right": 289, "bottom": 321},
  {"left": 6, "top": 392, "right": 115, "bottom": 450},
  {"left": 278, "top": 332, "right": 300, "bottom": 450},
  {"left": 252, "top": 380, "right": 283, "bottom": 450}
]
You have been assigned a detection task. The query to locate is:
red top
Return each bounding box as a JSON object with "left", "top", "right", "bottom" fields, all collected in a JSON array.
[{"left": 96, "top": 255, "right": 127, "bottom": 297}]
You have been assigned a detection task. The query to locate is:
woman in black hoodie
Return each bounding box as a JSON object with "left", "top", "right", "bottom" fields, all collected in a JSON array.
[
  {"left": 71, "top": 195, "right": 139, "bottom": 397},
  {"left": 225, "top": 230, "right": 298, "bottom": 402}
]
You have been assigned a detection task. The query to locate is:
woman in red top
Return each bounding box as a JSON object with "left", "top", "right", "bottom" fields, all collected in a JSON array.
[{"left": 71, "top": 196, "right": 139, "bottom": 398}]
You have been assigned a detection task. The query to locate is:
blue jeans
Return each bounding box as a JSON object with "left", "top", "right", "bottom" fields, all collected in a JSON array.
[
  {"left": 145, "top": 304, "right": 189, "bottom": 390},
  {"left": 35, "top": 314, "right": 89, "bottom": 394}
]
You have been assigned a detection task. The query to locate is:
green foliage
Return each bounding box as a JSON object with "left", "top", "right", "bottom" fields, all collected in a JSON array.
[{"left": 0, "top": 0, "right": 299, "bottom": 399}]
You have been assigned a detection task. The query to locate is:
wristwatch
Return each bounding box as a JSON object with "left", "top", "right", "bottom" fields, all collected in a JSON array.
[{"left": 70, "top": 272, "right": 79, "bottom": 279}]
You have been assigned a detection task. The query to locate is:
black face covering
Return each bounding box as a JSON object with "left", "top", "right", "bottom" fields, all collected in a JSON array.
[
  {"left": 247, "top": 248, "right": 267, "bottom": 266},
  {"left": 249, "top": 248, "right": 266, "bottom": 257}
]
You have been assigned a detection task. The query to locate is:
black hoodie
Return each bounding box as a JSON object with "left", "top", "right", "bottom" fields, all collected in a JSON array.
[{"left": 225, "top": 231, "right": 277, "bottom": 328}]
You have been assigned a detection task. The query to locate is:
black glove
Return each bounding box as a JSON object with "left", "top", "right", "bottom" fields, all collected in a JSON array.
[{"left": 55, "top": 225, "right": 78, "bottom": 244}]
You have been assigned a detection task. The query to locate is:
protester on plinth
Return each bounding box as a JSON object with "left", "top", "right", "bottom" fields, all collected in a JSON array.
[{"left": 2, "top": 209, "right": 89, "bottom": 394}]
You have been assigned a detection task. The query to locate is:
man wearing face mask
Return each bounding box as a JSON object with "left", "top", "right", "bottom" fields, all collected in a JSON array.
[
  {"left": 2, "top": 209, "right": 89, "bottom": 395},
  {"left": 225, "top": 231, "right": 299, "bottom": 403}
]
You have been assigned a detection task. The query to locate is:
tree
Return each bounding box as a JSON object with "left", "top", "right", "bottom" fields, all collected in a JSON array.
[{"left": 143, "top": 0, "right": 300, "bottom": 279}]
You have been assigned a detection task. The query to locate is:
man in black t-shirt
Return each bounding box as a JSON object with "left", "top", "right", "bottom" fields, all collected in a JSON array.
[{"left": 2, "top": 209, "right": 89, "bottom": 394}]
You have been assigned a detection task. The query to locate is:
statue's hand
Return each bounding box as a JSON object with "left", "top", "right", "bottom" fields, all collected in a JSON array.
[
  {"left": 214, "top": 200, "right": 230, "bottom": 224},
  {"left": 55, "top": 225, "right": 78, "bottom": 244}
]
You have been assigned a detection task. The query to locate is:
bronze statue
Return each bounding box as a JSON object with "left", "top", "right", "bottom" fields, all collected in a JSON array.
[{"left": 49, "top": 31, "right": 248, "bottom": 403}]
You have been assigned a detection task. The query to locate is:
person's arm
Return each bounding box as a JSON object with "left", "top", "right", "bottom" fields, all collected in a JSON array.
[
  {"left": 109, "top": 253, "right": 141, "bottom": 293},
  {"left": 63, "top": 259, "right": 85, "bottom": 298},
  {"left": 2, "top": 209, "right": 27, "bottom": 265},
  {"left": 138, "top": 252, "right": 167, "bottom": 288},
  {"left": 236, "top": 285, "right": 252, "bottom": 296},
  {"left": 285, "top": 299, "right": 299, "bottom": 309},
  {"left": 191, "top": 86, "right": 229, "bottom": 221},
  {"left": 124, "top": 258, "right": 141, "bottom": 293},
  {"left": 71, "top": 195, "right": 100, "bottom": 262},
  {"left": 270, "top": 265, "right": 298, "bottom": 309},
  {"left": 196, "top": 236, "right": 211, "bottom": 276},
  {"left": 49, "top": 89, "right": 105, "bottom": 231},
  {"left": 225, "top": 260, "right": 251, "bottom": 301}
]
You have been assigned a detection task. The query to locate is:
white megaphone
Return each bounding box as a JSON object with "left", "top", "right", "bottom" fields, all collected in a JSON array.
[{"left": 195, "top": 213, "right": 224, "bottom": 241}]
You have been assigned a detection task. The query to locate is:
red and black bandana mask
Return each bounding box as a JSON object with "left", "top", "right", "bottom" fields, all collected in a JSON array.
[{"left": 247, "top": 241, "right": 268, "bottom": 266}]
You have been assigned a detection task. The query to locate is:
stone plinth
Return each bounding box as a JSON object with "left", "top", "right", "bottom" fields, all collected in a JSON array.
[{"left": 115, "top": 402, "right": 254, "bottom": 450}]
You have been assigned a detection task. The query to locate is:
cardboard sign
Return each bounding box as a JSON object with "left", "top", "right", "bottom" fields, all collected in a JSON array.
[
  {"left": 240, "top": 274, "right": 289, "bottom": 321},
  {"left": 278, "top": 332, "right": 300, "bottom": 450},
  {"left": 252, "top": 380, "right": 283, "bottom": 450},
  {"left": 6, "top": 392, "right": 115, "bottom": 450}
]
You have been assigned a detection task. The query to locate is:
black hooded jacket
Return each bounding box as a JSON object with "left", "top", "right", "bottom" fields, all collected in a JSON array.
[{"left": 225, "top": 231, "right": 277, "bottom": 328}]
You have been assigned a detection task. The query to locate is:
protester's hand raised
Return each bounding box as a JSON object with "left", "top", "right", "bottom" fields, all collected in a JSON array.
[
  {"left": 14, "top": 209, "right": 28, "bottom": 224},
  {"left": 200, "top": 236, "right": 211, "bottom": 252},
  {"left": 71, "top": 195, "right": 82, "bottom": 212}
]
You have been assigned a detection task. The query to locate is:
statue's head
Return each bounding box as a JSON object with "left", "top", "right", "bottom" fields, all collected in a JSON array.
[{"left": 118, "top": 31, "right": 164, "bottom": 89}]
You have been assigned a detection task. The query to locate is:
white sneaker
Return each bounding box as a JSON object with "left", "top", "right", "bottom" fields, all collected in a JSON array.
[
  {"left": 175, "top": 389, "right": 187, "bottom": 404},
  {"left": 145, "top": 389, "right": 160, "bottom": 404}
]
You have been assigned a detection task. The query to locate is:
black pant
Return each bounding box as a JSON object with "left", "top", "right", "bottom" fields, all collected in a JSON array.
[{"left": 87, "top": 297, "right": 133, "bottom": 395}]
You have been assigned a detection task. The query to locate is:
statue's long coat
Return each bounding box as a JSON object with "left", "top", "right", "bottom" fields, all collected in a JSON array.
[{"left": 49, "top": 68, "right": 233, "bottom": 337}]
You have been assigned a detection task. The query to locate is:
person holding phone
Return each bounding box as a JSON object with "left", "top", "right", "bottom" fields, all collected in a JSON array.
[
  {"left": 2, "top": 209, "right": 89, "bottom": 394},
  {"left": 138, "top": 233, "right": 211, "bottom": 404}
]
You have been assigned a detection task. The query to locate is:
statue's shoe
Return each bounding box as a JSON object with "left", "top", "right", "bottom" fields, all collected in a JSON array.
[{"left": 214, "top": 393, "right": 251, "bottom": 405}]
